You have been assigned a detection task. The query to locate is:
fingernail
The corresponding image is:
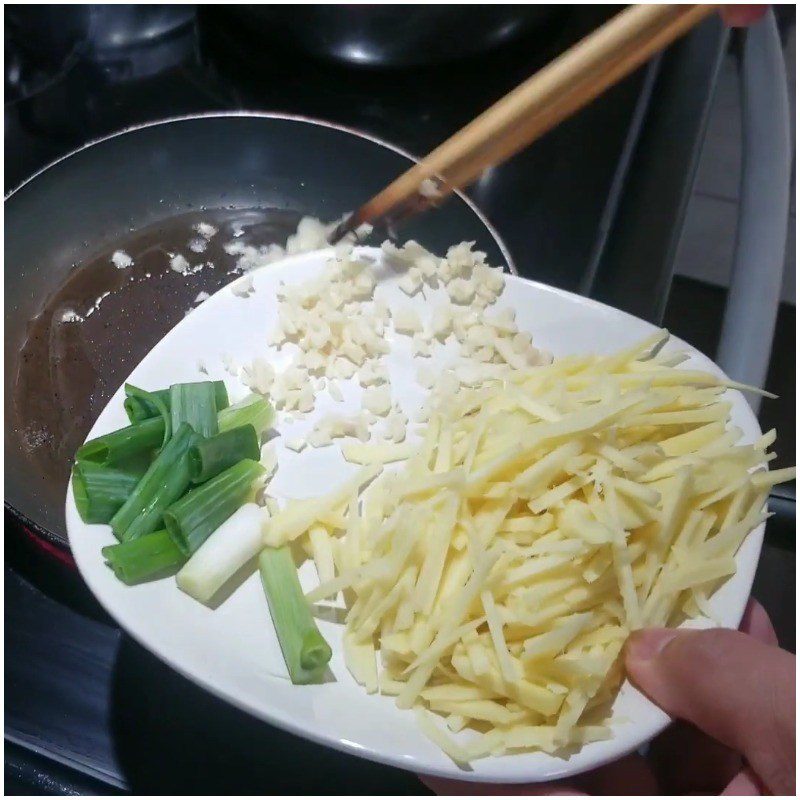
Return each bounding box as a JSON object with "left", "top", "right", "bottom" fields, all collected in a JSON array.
[{"left": 626, "top": 629, "right": 679, "bottom": 662}]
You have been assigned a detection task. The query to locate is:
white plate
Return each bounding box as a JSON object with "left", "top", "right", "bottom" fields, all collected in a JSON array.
[{"left": 66, "top": 247, "right": 765, "bottom": 784}]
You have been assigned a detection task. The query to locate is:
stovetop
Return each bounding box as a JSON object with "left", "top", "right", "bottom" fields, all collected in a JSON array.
[{"left": 6, "top": 6, "right": 793, "bottom": 795}]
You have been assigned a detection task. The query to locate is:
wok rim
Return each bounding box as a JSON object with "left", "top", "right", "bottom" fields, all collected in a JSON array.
[{"left": 4, "top": 110, "right": 516, "bottom": 273}]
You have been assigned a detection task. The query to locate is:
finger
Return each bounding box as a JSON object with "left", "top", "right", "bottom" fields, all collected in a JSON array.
[
  {"left": 739, "top": 597, "right": 779, "bottom": 646},
  {"left": 626, "top": 627, "right": 796, "bottom": 795},
  {"left": 720, "top": 5, "right": 768, "bottom": 27},
  {"left": 722, "top": 765, "right": 765, "bottom": 795},
  {"left": 637, "top": 600, "right": 775, "bottom": 793}
]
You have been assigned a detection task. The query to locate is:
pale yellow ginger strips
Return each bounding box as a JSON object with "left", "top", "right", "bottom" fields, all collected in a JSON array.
[
  {"left": 528, "top": 475, "right": 592, "bottom": 514},
  {"left": 626, "top": 405, "right": 731, "bottom": 428},
  {"left": 397, "top": 617, "right": 487, "bottom": 708},
  {"left": 414, "top": 709, "right": 472, "bottom": 766},
  {"left": 400, "top": 468, "right": 466, "bottom": 498},
  {"left": 512, "top": 440, "right": 583, "bottom": 494},
  {"left": 465, "top": 391, "right": 650, "bottom": 495},
  {"left": 283, "top": 328, "right": 796, "bottom": 764},
  {"left": 343, "top": 633, "right": 378, "bottom": 694},
  {"left": 446, "top": 714, "right": 468, "bottom": 733},
  {"left": 480, "top": 589, "right": 518, "bottom": 683},
  {"left": 450, "top": 649, "right": 562, "bottom": 717},
  {"left": 561, "top": 501, "right": 618, "bottom": 547},
  {"left": 751, "top": 466, "right": 797, "bottom": 490},
  {"left": 472, "top": 497, "right": 516, "bottom": 547},
  {"left": 700, "top": 506, "right": 771, "bottom": 559},
  {"left": 420, "top": 684, "right": 502, "bottom": 703},
  {"left": 658, "top": 421, "right": 727, "bottom": 457},
  {"left": 308, "top": 525, "right": 336, "bottom": 585},
  {"left": 427, "top": 698, "right": 528, "bottom": 726},
  {"left": 412, "top": 493, "right": 459, "bottom": 615},
  {"left": 397, "top": 551, "right": 500, "bottom": 708},
  {"left": 522, "top": 612, "right": 595, "bottom": 660},
  {"left": 434, "top": 426, "right": 453, "bottom": 474},
  {"left": 696, "top": 474, "right": 751, "bottom": 510},
  {"left": 351, "top": 567, "right": 416, "bottom": 641},
  {"left": 582, "top": 548, "right": 613, "bottom": 583},
  {"left": 341, "top": 440, "right": 419, "bottom": 465},
  {"left": 509, "top": 389, "right": 563, "bottom": 422},
  {"left": 663, "top": 557, "right": 737, "bottom": 593},
  {"left": 500, "top": 513, "right": 555, "bottom": 535},
  {"left": 264, "top": 465, "right": 379, "bottom": 546}
]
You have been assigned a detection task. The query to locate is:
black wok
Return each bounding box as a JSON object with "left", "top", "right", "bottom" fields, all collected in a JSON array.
[{"left": 5, "top": 113, "right": 512, "bottom": 547}]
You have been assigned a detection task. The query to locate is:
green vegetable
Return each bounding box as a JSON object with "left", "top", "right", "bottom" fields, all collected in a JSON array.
[
  {"left": 259, "top": 546, "right": 332, "bottom": 684},
  {"left": 76, "top": 416, "right": 165, "bottom": 466},
  {"left": 170, "top": 382, "right": 219, "bottom": 438},
  {"left": 164, "top": 459, "right": 266, "bottom": 557},
  {"left": 71, "top": 460, "right": 148, "bottom": 524},
  {"left": 188, "top": 425, "right": 260, "bottom": 484},
  {"left": 175, "top": 504, "right": 263, "bottom": 604},
  {"left": 125, "top": 384, "right": 171, "bottom": 448},
  {"left": 110, "top": 423, "right": 200, "bottom": 542},
  {"left": 75, "top": 389, "right": 254, "bottom": 468},
  {"left": 218, "top": 394, "right": 274, "bottom": 437},
  {"left": 124, "top": 382, "right": 229, "bottom": 424},
  {"left": 102, "top": 530, "right": 185, "bottom": 584}
]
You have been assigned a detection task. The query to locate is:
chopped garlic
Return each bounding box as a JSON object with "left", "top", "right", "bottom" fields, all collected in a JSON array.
[
  {"left": 194, "top": 222, "right": 218, "bottom": 239},
  {"left": 111, "top": 250, "right": 133, "bottom": 269},
  {"left": 398, "top": 267, "right": 423, "bottom": 296},
  {"left": 307, "top": 428, "right": 333, "bottom": 448},
  {"left": 362, "top": 385, "right": 392, "bottom": 417},
  {"left": 60, "top": 309, "right": 84, "bottom": 323},
  {"left": 392, "top": 306, "right": 422, "bottom": 335},
  {"left": 430, "top": 305, "right": 453, "bottom": 340},
  {"left": 169, "top": 253, "right": 190, "bottom": 274},
  {"left": 384, "top": 409, "right": 408, "bottom": 443},
  {"left": 285, "top": 437, "right": 306, "bottom": 453},
  {"left": 447, "top": 277, "right": 476, "bottom": 305},
  {"left": 419, "top": 178, "right": 442, "bottom": 199},
  {"left": 358, "top": 361, "right": 389, "bottom": 387},
  {"left": 231, "top": 274, "right": 254, "bottom": 298},
  {"left": 412, "top": 334, "right": 432, "bottom": 357},
  {"left": 329, "top": 382, "right": 344, "bottom": 402},
  {"left": 259, "top": 444, "right": 278, "bottom": 477},
  {"left": 416, "top": 364, "right": 436, "bottom": 389}
]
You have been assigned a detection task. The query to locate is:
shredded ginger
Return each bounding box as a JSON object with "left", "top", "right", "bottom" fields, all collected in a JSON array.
[{"left": 263, "top": 329, "right": 795, "bottom": 763}]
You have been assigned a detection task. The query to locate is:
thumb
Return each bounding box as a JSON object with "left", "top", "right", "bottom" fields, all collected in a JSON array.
[{"left": 626, "top": 627, "right": 795, "bottom": 796}]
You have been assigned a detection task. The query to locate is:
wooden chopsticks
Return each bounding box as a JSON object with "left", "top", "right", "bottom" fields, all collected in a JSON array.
[{"left": 333, "top": 4, "right": 717, "bottom": 241}]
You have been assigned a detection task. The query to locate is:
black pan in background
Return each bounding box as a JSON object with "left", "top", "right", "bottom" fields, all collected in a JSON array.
[
  {"left": 5, "top": 113, "right": 512, "bottom": 547},
  {"left": 212, "top": 6, "right": 562, "bottom": 68}
]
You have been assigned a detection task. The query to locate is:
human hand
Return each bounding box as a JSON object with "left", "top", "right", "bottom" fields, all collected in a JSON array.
[{"left": 420, "top": 599, "right": 795, "bottom": 796}]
